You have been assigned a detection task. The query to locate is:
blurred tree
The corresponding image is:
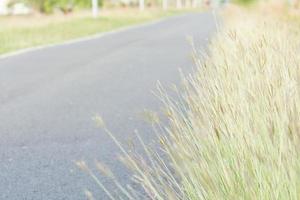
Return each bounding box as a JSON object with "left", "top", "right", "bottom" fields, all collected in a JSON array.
[
  {"left": 232, "top": 0, "right": 256, "bottom": 5},
  {"left": 24, "top": 0, "right": 102, "bottom": 14}
]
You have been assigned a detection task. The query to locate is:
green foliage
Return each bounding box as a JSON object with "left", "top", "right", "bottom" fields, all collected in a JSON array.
[
  {"left": 73, "top": 0, "right": 92, "bottom": 8},
  {"left": 232, "top": 0, "right": 256, "bottom": 6},
  {"left": 25, "top": 0, "right": 101, "bottom": 13}
]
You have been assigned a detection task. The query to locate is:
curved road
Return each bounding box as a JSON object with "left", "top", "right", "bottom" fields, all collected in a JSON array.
[{"left": 0, "top": 13, "right": 215, "bottom": 199}]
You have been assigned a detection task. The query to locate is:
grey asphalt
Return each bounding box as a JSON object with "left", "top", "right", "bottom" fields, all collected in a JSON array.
[{"left": 0, "top": 12, "right": 215, "bottom": 199}]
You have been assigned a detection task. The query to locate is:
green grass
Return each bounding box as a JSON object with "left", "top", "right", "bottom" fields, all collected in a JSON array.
[{"left": 0, "top": 9, "right": 193, "bottom": 55}]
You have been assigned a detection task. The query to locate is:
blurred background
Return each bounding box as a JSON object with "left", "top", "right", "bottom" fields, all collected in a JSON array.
[
  {"left": 0, "top": 0, "right": 215, "bottom": 16},
  {"left": 0, "top": 0, "right": 220, "bottom": 55}
]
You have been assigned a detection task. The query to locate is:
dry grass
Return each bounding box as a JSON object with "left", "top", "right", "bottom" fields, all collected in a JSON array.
[
  {"left": 164, "top": 10, "right": 300, "bottom": 199},
  {"left": 82, "top": 6, "right": 300, "bottom": 200}
]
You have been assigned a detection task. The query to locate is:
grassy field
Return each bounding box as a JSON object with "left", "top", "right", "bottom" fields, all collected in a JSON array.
[
  {"left": 0, "top": 8, "right": 194, "bottom": 55},
  {"left": 81, "top": 4, "right": 300, "bottom": 200}
]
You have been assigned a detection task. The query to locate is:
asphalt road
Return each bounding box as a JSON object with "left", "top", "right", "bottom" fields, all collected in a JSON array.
[{"left": 0, "top": 12, "right": 215, "bottom": 199}]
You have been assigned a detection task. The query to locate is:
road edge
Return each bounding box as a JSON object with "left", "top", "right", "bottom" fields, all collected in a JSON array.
[{"left": 0, "top": 12, "right": 198, "bottom": 60}]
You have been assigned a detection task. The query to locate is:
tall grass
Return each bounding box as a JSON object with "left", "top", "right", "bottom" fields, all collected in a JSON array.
[
  {"left": 163, "top": 11, "right": 300, "bottom": 199},
  {"left": 82, "top": 7, "right": 300, "bottom": 199}
]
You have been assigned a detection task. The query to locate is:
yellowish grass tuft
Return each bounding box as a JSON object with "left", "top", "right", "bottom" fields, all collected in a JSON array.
[
  {"left": 127, "top": 9, "right": 300, "bottom": 199},
  {"left": 83, "top": 7, "right": 300, "bottom": 200},
  {"left": 163, "top": 10, "right": 300, "bottom": 199}
]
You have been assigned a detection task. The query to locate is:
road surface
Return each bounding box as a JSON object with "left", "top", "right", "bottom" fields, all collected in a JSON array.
[{"left": 0, "top": 13, "right": 215, "bottom": 199}]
